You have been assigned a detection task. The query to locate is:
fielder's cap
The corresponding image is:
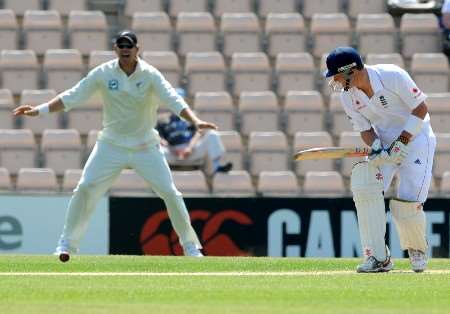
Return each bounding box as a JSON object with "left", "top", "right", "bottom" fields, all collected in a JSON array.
[
  {"left": 324, "top": 47, "right": 363, "bottom": 78},
  {"left": 115, "top": 30, "right": 138, "bottom": 46}
]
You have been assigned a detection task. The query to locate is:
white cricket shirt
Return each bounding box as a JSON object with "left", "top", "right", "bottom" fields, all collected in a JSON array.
[
  {"left": 340, "top": 64, "right": 431, "bottom": 146},
  {"left": 59, "top": 58, "right": 188, "bottom": 149}
]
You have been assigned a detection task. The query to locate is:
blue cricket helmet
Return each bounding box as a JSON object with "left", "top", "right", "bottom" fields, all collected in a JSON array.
[{"left": 324, "top": 47, "right": 364, "bottom": 78}]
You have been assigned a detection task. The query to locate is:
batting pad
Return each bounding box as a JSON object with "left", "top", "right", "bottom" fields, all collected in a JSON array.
[
  {"left": 350, "top": 162, "right": 387, "bottom": 260},
  {"left": 390, "top": 199, "right": 427, "bottom": 252}
]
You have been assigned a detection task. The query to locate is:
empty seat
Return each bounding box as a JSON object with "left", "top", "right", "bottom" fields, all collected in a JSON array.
[
  {"left": 172, "top": 170, "right": 209, "bottom": 196},
  {"left": 231, "top": 52, "right": 271, "bottom": 96},
  {"left": 0, "top": 50, "right": 39, "bottom": 95},
  {"left": 20, "top": 90, "right": 60, "bottom": 135},
  {"left": 284, "top": 91, "right": 325, "bottom": 135},
  {"left": 185, "top": 52, "right": 226, "bottom": 95},
  {"left": 275, "top": 52, "right": 315, "bottom": 96},
  {"left": 68, "top": 11, "right": 108, "bottom": 55},
  {"left": 293, "top": 131, "right": 334, "bottom": 176},
  {"left": 214, "top": 0, "right": 253, "bottom": 17},
  {"left": 62, "top": 169, "right": 82, "bottom": 192},
  {"left": 48, "top": 0, "right": 87, "bottom": 16},
  {"left": 433, "top": 133, "right": 450, "bottom": 179},
  {"left": 239, "top": 91, "right": 279, "bottom": 135},
  {"left": 16, "top": 168, "right": 58, "bottom": 193},
  {"left": 23, "top": 10, "right": 63, "bottom": 55},
  {"left": 176, "top": 12, "right": 216, "bottom": 56},
  {"left": 0, "top": 168, "right": 12, "bottom": 191},
  {"left": 132, "top": 12, "right": 173, "bottom": 52},
  {"left": 44, "top": 49, "right": 84, "bottom": 92},
  {"left": 338, "top": 131, "right": 367, "bottom": 177},
  {"left": 440, "top": 171, "right": 450, "bottom": 195},
  {"left": 400, "top": 13, "right": 440, "bottom": 58},
  {"left": 303, "top": 171, "right": 346, "bottom": 196},
  {"left": 212, "top": 170, "right": 255, "bottom": 196},
  {"left": 302, "top": 0, "right": 341, "bottom": 19},
  {"left": 266, "top": 13, "right": 306, "bottom": 57},
  {"left": 66, "top": 94, "right": 103, "bottom": 135},
  {"left": 329, "top": 92, "right": 353, "bottom": 136},
  {"left": 169, "top": 0, "right": 208, "bottom": 17},
  {"left": 110, "top": 169, "right": 153, "bottom": 196},
  {"left": 89, "top": 50, "right": 116, "bottom": 70},
  {"left": 310, "top": 13, "right": 351, "bottom": 58},
  {"left": 3, "top": 0, "right": 40, "bottom": 16},
  {"left": 221, "top": 13, "right": 261, "bottom": 57},
  {"left": 217, "top": 131, "right": 244, "bottom": 170},
  {"left": 0, "top": 9, "right": 18, "bottom": 50},
  {"left": 427, "top": 93, "right": 450, "bottom": 133},
  {"left": 319, "top": 53, "right": 332, "bottom": 98},
  {"left": 348, "top": 0, "right": 386, "bottom": 19},
  {"left": 0, "top": 89, "right": 14, "bottom": 129},
  {"left": 365, "top": 53, "right": 405, "bottom": 68},
  {"left": 411, "top": 53, "right": 449, "bottom": 93},
  {"left": 142, "top": 51, "right": 180, "bottom": 88},
  {"left": 257, "top": 171, "right": 300, "bottom": 196},
  {"left": 258, "top": 0, "right": 298, "bottom": 17},
  {"left": 248, "top": 131, "right": 288, "bottom": 175},
  {"left": 356, "top": 14, "right": 396, "bottom": 56},
  {"left": 125, "top": 0, "right": 164, "bottom": 17},
  {"left": 0, "top": 129, "right": 36, "bottom": 175},
  {"left": 41, "top": 129, "right": 82, "bottom": 176},
  {"left": 194, "top": 92, "right": 234, "bottom": 131}
]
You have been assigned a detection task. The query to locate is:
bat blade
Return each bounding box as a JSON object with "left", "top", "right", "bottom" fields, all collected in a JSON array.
[{"left": 294, "top": 147, "right": 371, "bottom": 161}]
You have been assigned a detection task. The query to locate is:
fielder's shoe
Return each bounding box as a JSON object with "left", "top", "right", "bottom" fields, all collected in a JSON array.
[
  {"left": 183, "top": 242, "right": 204, "bottom": 257},
  {"left": 356, "top": 256, "right": 394, "bottom": 273},
  {"left": 408, "top": 249, "right": 427, "bottom": 273}
]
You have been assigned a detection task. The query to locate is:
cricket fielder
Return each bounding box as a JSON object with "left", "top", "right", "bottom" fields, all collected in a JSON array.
[
  {"left": 13, "top": 30, "right": 212, "bottom": 261},
  {"left": 324, "top": 47, "right": 436, "bottom": 273}
]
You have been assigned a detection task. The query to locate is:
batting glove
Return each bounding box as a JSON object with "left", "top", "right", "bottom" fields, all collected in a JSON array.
[
  {"left": 387, "top": 136, "right": 409, "bottom": 165},
  {"left": 368, "top": 138, "right": 390, "bottom": 167}
]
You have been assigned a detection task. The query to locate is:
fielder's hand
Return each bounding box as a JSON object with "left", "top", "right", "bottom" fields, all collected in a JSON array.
[
  {"left": 195, "top": 120, "right": 218, "bottom": 130},
  {"left": 387, "top": 138, "right": 409, "bottom": 165},
  {"left": 13, "top": 105, "right": 39, "bottom": 117},
  {"left": 368, "top": 138, "right": 390, "bottom": 167}
]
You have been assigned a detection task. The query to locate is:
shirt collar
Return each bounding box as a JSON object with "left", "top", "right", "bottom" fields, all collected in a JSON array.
[
  {"left": 113, "top": 57, "right": 143, "bottom": 75},
  {"left": 366, "top": 65, "right": 384, "bottom": 94}
]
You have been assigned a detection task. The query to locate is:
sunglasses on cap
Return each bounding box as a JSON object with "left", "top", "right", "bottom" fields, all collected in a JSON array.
[{"left": 117, "top": 43, "right": 135, "bottom": 49}]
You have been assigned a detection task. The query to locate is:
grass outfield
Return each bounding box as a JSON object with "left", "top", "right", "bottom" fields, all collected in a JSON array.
[{"left": 0, "top": 256, "right": 449, "bottom": 314}]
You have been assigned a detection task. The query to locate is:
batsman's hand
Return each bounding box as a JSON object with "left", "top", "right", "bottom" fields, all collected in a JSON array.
[
  {"left": 195, "top": 120, "right": 218, "bottom": 130},
  {"left": 368, "top": 139, "right": 390, "bottom": 167},
  {"left": 13, "top": 105, "right": 39, "bottom": 117},
  {"left": 387, "top": 138, "right": 409, "bottom": 165}
]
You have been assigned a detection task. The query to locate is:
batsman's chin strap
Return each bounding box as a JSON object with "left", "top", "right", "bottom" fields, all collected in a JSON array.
[{"left": 343, "top": 69, "right": 354, "bottom": 91}]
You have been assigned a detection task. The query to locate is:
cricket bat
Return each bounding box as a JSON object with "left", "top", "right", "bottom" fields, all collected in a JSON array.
[{"left": 294, "top": 147, "right": 371, "bottom": 161}]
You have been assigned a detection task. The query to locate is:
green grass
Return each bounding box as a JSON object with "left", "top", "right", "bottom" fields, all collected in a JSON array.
[{"left": 0, "top": 256, "right": 449, "bottom": 314}]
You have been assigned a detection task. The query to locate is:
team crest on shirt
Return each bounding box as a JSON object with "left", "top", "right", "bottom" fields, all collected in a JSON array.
[{"left": 108, "top": 79, "right": 119, "bottom": 90}]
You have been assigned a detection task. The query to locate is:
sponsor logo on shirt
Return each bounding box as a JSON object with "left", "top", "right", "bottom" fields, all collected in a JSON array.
[
  {"left": 379, "top": 95, "right": 388, "bottom": 108},
  {"left": 136, "top": 81, "right": 143, "bottom": 88},
  {"left": 414, "top": 158, "right": 422, "bottom": 165},
  {"left": 412, "top": 87, "right": 422, "bottom": 99},
  {"left": 108, "top": 79, "right": 119, "bottom": 90}
]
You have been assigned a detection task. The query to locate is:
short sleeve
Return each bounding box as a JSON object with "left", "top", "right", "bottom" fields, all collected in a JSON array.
[
  {"left": 340, "top": 93, "right": 372, "bottom": 132},
  {"left": 59, "top": 67, "right": 101, "bottom": 111},
  {"left": 394, "top": 67, "right": 427, "bottom": 110}
]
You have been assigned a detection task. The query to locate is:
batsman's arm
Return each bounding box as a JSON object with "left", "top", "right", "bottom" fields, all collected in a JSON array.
[{"left": 12, "top": 97, "right": 65, "bottom": 117}]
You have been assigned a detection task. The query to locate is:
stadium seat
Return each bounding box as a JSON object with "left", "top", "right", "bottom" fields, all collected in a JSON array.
[
  {"left": 86, "top": 130, "right": 100, "bottom": 157},
  {"left": 310, "top": 13, "right": 351, "bottom": 58},
  {"left": 356, "top": 14, "right": 396, "bottom": 56},
  {"left": 217, "top": 131, "right": 244, "bottom": 170},
  {"left": 265, "top": 13, "right": 306, "bottom": 57},
  {"left": 172, "top": 170, "right": 210, "bottom": 196},
  {"left": 426, "top": 93, "right": 450, "bottom": 133},
  {"left": 3, "top": 0, "right": 40, "bottom": 16},
  {"left": 257, "top": 171, "right": 300, "bottom": 196},
  {"left": 23, "top": 10, "right": 63, "bottom": 55},
  {"left": 110, "top": 169, "right": 154, "bottom": 197},
  {"left": 411, "top": 53, "right": 449, "bottom": 93},
  {"left": 88, "top": 51, "right": 116, "bottom": 70},
  {"left": 238, "top": 91, "right": 279, "bottom": 135},
  {"left": 125, "top": 0, "right": 164, "bottom": 17},
  {"left": 248, "top": 131, "right": 288, "bottom": 175},
  {"left": 41, "top": 129, "right": 82, "bottom": 176},
  {"left": 142, "top": 51, "right": 180, "bottom": 88},
  {"left": 433, "top": 133, "right": 450, "bottom": 179},
  {"left": 68, "top": 11, "right": 108, "bottom": 55},
  {"left": 231, "top": 53, "right": 271, "bottom": 96},
  {"left": 66, "top": 94, "right": 103, "bottom": 136},
  {"left": 169, "top": 0, "right": 208, "bottom": 18},
  {"left": 176, "top": 12, "right": 216, "bottom": 56},
  {"left": 293, "top": 131, "right": 334, "bottom": 176},
  {"left": 303, "top": 171, "right": 347, "bottom": 197},
  {"left": 213, "top": 0, "right": 253, "bottom": 17},
  {"left": 0, "top": 129, "right": 36, "bottom": 175},
  {"left": 20, "top": 90, "right": 60, "bottom": 135},
  {"left": 258, "top": 0, "right": 298, "bottom": 17},
  {"left": 440, "top": 171, "right": 450, "bottom": 196},
  {"left": 194, "top": 92, "right": 234, "bottom": 131},
  {"left": 132, "top": 12, "right": 173, "bottom": 52},
  {"left": 400, "top": 13, "right": 440, "bottom": 58},
  {"left": 348, "top": 0, "right": 386, "bottom": 18},
  {"left": 338, "top": 131, "right": 367, "bottom": 178},
  {"left": 302, "top": 0, "right": 341, "bottom": 19},
  {"left": 44, "top": 49, "right": 84, "bottom": 92},
  {"left": 220, "top": 13, "right": 261, "bottom": 58},
  {"left": 185, "top": 52, "right": 226, "bottom": 96},
  {"left": 62, "top": 169, "right": 82, "bottom": 192},
  {"left": 0, "top": 168, "right": 12, "bottom": 191},
  {"left": 328, "top": 92, "right": 353, "bottom": 136},
  {"left": 275, "top": 52, "right": 315, "bottom": 96},
  {"left": 212, "top": 170, "right": 255, "bottom": 196},
  {"left": 0, "top": 89, "right": 14, "bottom": 130},
  {"left": 0, "top": 9, "right": 18, "bottom": 50},
  {"left": 284, "top": 91, "right": 325, "bottom": 135},
  {"left": 48, "top": 0, "right": 87, "bottom": 16},
  {"left": 16, "top": 168, "right": 58, "bottom": 193},
  {"left": 365, "top": 53, "right": 405, "bottom": 68},
  {"left": 0, "top": 50, "right": 39, "bottom": 95},
  {"left": 319, "top": 53, "right": 332, "bottom": 99}
]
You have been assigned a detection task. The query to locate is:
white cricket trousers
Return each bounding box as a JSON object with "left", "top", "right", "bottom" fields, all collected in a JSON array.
[{"left": 58, "top": 140, "right": 201, "bottom": 252}]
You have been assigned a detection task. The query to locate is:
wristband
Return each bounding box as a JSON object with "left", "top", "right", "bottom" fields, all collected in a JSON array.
[
  {"left": 35, "top": 102, "right": 50, "bottom": 115},
  {"left": 403, "top": 114, "right": 423, "bottom": 137}
]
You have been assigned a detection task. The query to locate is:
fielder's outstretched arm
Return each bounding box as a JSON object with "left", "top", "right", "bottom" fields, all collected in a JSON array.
[{"left": 13, "top": 96, "right": 65, "bottom": 117}]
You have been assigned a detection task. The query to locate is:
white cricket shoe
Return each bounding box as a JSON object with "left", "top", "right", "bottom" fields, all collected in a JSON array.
[
  {"left": 54, "top": 240, "right": 73, "bottom": 263},
  {"left": 357, "top": 256, "right": 394, "bottom": 273},
  {"left": 183, "top": 242, "right": 204, "bottom": 257},
  {"left": 408, "top": 249, "right": 427, "bottom": 273}
]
